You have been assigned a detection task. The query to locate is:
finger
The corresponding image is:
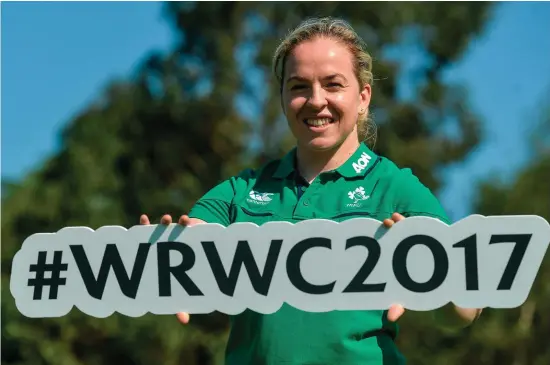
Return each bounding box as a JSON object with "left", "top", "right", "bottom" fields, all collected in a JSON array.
[
  {"left": 387, "top": 304, "right": 405, "bottom": 322},
  {"left": 383, "top": 218, "right": 395, "bottom": 228},
  {"left": 392, "top": 212, "right": 405, "bottom": 222},
  {"left": 176, "top": 312, "right": 190, "bottom": 324},
  {"left": 178, "top": 214, "right": 190, "bottom": 226},
  {"left": 160, "top": 214, "right": 173, "bottom": 225},
  {"left": 139, "top": 214, "right": 150, "bottom": 225}
]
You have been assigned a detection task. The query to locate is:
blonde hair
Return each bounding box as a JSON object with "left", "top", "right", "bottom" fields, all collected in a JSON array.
[{"left": 272, "top": 17, "right": 377, "bottom": 146}]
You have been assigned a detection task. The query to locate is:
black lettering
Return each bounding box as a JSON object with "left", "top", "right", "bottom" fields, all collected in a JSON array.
[
  {"left": 286, "top": 238, "right": 335, "bottom": 295},
  {"left": 70, "top": 243, "right": 150, "bottom": 300},
  {"left": 393, "top": 235, "right": 448, "bottom": 293},
  {"left": 342, "top": 236, "right": 386, "bottom": 293},
  {"left": 202, "top": 239, "right": 283, "bottom": 297},
  {"left": 489, "top": 234, "right": 532, "bottom": 290},
  {"left": 453, "top": 234, "right": 479, "bottom": 290},
  {"left": 157, "top": 241, "right": 203, "bottom": 296}
]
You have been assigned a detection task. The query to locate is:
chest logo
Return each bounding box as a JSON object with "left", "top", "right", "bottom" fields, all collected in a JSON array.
[
  {"left": 347, "top": 186, "right": 370, "bottom": 207},
  {"left": 352, "top": 152, "right": 372, "bottom": 174},
  {"left": 248, "top": 191, "right": 274, "bottom": 205}
]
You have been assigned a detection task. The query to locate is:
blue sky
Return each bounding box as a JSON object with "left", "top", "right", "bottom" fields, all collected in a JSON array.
[{"left": 2, "top": 2, "right": 550, "bottom": 220}]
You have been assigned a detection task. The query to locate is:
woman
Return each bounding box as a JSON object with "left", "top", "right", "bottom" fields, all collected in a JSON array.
[{"left": 140, "top": 17, "right": 482, "bottom": 365}]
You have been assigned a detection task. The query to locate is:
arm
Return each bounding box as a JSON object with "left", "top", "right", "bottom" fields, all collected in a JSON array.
[
  {"left": 188, "top": 168, "right": 255, "bottom": 226},
  {"left": 391, "top": 169, "right": 482, "bottom": 332},
  {"left": 141, "top": 169, "right": 252, "bottom": 324}
]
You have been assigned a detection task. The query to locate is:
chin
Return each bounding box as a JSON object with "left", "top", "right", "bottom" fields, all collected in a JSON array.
[{"left": 302, "top": 136, "right": 342, "bottom": 151}]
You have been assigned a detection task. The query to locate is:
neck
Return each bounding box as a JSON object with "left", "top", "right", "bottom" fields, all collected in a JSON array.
[{"left": 296, "top": 135, "right": 361, "bottom": 183}]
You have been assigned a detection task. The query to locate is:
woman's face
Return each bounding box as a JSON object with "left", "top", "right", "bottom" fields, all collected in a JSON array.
[{"left": 281, "top": 36, "right": 371, "bottom": 152}]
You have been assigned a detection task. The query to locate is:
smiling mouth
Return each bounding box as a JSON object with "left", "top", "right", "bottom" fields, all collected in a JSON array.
[{"left": 303, "top": 118, "right": 335, "bottom": 127}]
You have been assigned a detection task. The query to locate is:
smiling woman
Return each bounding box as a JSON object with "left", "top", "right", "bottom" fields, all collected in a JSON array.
[
  {"left": 140, "top": 16, "right": 482, "bottom": 365},
  {"left": 271, "top": 18, "right": 377, "bottom": 183}
]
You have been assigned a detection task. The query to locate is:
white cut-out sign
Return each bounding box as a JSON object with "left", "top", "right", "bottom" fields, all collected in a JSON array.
[{"left": 9, "top": 215, "right": 550, "bottom": 318}]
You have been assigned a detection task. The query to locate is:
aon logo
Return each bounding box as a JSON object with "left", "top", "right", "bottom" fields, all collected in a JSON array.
[{"left": 352, "top": 152, "right": 372, "bottom": 174}]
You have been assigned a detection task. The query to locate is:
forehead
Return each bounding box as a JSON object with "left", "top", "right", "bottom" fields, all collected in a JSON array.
[{"left": 285, "top": 37, "right": 355, "bottom": 78}]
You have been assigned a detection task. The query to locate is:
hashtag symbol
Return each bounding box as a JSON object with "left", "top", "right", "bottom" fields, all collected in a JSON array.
[{"left": 27, "top": 251, "right": 68, "bottom": 300}]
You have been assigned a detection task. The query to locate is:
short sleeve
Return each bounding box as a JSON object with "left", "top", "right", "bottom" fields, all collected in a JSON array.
[
  {"left": 393, "top": 168, "right": 452, "bottom": 224},
  {"left": 188, "top": 168, "right": 254, "bottom": 226}
]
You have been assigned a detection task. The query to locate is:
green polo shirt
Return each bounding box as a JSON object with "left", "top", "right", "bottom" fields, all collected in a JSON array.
[{"left": 189, "top": 143, "right": 451, "bottom": 365}]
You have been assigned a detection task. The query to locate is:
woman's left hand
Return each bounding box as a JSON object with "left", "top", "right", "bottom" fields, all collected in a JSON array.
[{"left": 382, "top": 213, "right": 482, "bottom": 328}]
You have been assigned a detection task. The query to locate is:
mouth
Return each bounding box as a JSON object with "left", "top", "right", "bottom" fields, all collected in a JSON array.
[{"left": 303, "top": 117, "right": 335, "bottom": 129}]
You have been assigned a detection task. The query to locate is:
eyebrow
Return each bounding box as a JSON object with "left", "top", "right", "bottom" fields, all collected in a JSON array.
[{"left": 285, "top": 73, "right": 348, "bottom": 84}]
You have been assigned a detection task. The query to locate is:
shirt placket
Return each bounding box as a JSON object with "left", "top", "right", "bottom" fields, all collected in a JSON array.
[{"left": 293, "top": 179, "right": 320, "bottom": 219}]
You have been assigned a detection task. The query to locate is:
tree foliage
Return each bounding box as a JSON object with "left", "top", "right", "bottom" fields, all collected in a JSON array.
[
  {"left": 459, "top": 101, "right": 550, "bottom": 365},
  {"left": 10, "top": 2, "right": 547, "bottom": 365}
]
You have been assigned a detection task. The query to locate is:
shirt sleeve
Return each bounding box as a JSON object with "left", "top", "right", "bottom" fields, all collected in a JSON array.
[
  {"left": 188, "top": 168, "right": 254, "bottom": 226},
  {"left": 393, "top": 168, "right": 452, "bottom": 224}
]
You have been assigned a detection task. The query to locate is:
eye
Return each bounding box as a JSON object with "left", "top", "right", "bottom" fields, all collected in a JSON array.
[
  {"left": 290, "top": 84, "right": 307, "bottom": 91},
  {"left": 327, "top": 82, "right": 343, "bottom": 89}
]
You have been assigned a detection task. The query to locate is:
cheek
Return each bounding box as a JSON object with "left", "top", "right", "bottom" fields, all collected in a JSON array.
[
  {"left": 286, "top": 97, "right": 306, "bottom": 118},
  {"left": 328, "top": 94, "right": 356, "bottom": 118}
]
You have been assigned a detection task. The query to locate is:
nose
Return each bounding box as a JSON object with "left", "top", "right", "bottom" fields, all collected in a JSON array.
[{"left": 306, "top": 85, "right": 328, "bottom": 110}]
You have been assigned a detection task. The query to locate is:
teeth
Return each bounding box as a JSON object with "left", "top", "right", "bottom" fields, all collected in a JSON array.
[{"left": 305, "top": 118, "right": 332, "bottom": 126}]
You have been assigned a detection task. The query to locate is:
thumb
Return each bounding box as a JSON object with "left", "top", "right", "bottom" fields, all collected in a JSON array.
[
  {"left": 387, "top": 304, "right": 405, "bottom": 322},
  {"left": 176, "top": 312, "right": 190, "bottom": 324}
]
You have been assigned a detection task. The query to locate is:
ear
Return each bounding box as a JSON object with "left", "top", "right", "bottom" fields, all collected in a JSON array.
[{"left": 358, "top": 83, "right": 372, "bottom": 114}]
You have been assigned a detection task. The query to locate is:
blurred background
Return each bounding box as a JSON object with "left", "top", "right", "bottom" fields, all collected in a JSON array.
[{"left": 2, "top": 2, "right": 549, "bottom": 365}]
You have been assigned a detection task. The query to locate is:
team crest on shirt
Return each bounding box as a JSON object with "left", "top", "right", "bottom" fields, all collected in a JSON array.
[
  {"left": 247, "top": 190, "right": 274, "bottom": 205},
  {"left": 347, "top": 186, "right": 370, "bottom": 207}
]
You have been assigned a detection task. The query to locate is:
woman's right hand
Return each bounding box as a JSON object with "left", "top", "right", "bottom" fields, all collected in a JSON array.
[{"left": 139, "top": 213, "right": 206, "bottom": 325}]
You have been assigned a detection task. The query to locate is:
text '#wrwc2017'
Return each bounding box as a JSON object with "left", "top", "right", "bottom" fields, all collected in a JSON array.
[{"left": 9, "top": 215, "right": 550, "bottom": 318}]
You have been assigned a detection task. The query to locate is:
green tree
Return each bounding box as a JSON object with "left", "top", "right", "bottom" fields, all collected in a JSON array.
[
  {"left": 464, "top": 100, "right": 550, "bottom": 365},
  {"left": 2, "top": 2, "right": 494, "bottom": 364},
  {"left": 398, "top": 93, "right": 550, "bottom": 365}
]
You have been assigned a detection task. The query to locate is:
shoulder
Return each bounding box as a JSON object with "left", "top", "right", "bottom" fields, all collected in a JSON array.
[
  {"left": 189, "top": 159, "right": 284, "bottom": 224},
  {"left": 217, "top": 157, "right": 286, "bottom": 193},
  {"left": 374, "top": 156, "right": 451, "bottom": 223},
  {"left": 373, "top": 156, "right": 428, "bottom": 192},
  {"left": 232, "top": 158, "right": 283, "bottom": 182},
  {"left": 383, "top": 158, "right": 428, "bottom": 191}
]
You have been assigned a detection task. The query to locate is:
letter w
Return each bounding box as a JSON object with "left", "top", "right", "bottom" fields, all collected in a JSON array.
[
  {"left": 201, "top": 240, "right": 283, "bottom": 297},
  {"left": 70, "top": 243, "right": 150, "bottom": 300}
]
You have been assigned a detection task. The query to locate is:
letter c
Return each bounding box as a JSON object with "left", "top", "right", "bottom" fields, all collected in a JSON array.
[{"left": 286, "top": 238, "right": 335, "bottom": 294}]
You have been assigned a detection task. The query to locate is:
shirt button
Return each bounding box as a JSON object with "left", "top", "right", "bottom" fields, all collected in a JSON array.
[
  {"left": 303, "top": 199, "right": 310, "bottom": 206},
  {"left": 300, "top": 186, "right": 306, "bottom": 191}
]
